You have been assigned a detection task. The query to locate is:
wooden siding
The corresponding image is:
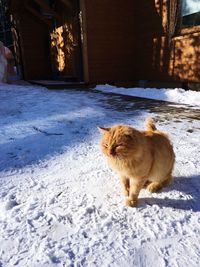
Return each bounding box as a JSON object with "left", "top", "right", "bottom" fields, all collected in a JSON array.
[
  {"left": 133, "top": 0, "right": 169, "bottom": 81},
  {"left": 9, "top": 0, "right": 200, "bottom": 83},
  {"left": 83, "top": 0, "right": 136, "bottom": 83},
  {"left": 18, "top": 12, "right": 52, "bottom": 80},
  {"left": 133, "top": 0, "right": 200, "bottom": 83},
  {"left": 169, "top": 32, "right": 200, "bottom": 83}
]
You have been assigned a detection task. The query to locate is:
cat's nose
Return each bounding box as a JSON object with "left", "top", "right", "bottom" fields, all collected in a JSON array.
[{"left": 109, "top": 148, "right": 115, "bottom": 156}]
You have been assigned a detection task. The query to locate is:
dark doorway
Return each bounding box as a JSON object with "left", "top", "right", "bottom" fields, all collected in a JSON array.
[
  {"left": 9, "top": 0, "right": 83, "bottom": 82},
  {"left": 50, "top": 0, "right": 83, "bottom": 82}
]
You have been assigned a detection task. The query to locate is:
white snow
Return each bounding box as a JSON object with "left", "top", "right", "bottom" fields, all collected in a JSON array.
[
  {"left": 0, "top": 84, "right": 200, "bottom": 267},
  {"left": 95, "top": 84, "right": 200, "bottom": 107}
]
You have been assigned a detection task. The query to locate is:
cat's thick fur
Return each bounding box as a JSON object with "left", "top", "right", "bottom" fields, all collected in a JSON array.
[{"left": 98, "top": 118, "right": 175, "bottom": 207}]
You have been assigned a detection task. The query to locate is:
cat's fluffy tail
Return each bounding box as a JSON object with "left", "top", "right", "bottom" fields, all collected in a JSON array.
[{"left": 145, "top": 118, "right": 157, "bottom": 131}]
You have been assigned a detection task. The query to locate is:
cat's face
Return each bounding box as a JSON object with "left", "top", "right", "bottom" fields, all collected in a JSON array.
[{"left": 98, "top": 125, "right": 140, "bottom": 158}]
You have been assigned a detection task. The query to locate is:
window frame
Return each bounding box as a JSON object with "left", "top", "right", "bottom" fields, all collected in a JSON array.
[{"left": 179, "top": 0, "right": 200, "bottom": 34}]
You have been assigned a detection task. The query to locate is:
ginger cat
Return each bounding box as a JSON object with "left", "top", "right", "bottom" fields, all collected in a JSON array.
[{"left": 98, "top": 118, "right": 175, "bottom": 207}]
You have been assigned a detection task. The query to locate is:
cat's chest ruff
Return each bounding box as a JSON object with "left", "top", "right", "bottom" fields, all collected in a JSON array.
[{"left": 108, "top": 157, "right": 136, "bottom": 175}]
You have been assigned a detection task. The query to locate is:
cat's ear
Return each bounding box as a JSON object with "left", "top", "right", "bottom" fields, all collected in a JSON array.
[{"left": 97, "top": 126, "right": 110, "bottom": 134}]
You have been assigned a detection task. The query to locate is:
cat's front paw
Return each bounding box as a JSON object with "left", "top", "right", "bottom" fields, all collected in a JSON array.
[
  {"left": 126, "top": 198, "right": 137, "bottom": 207},
  {"left": 123, "top": 189, "right": 129, "bottom": 197}
]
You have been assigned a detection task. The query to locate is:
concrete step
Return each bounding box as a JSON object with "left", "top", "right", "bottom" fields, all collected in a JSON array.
[{"left": 29, "top": 80, "right": 87, "bottom": 89}]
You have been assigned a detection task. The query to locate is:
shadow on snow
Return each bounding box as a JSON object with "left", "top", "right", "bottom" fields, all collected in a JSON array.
[
  {"left": 0, "top": 90, "right": 144, "bottom": 172},
  {"left": 138, "top": 175, "right": 200, "bottom": 212}
]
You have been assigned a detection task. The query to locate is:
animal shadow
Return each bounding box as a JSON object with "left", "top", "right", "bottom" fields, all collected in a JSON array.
[{"left": 138, "top": 175, "right": 200, "bottom": 212}]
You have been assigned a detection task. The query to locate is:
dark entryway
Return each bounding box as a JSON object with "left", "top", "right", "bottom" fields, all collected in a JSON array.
[
  {"left": 9, "top": 0, "right": 83, "bottom": 82},
  {"left": 50, "top": 0, "right": 83, "bottom": 82}
]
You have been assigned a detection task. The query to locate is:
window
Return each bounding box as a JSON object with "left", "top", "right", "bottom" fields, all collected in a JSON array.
[{"left": 182, "top": 0, "right": 200, "bottom": 28}]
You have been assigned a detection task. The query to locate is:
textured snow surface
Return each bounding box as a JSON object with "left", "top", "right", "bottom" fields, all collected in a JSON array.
[
  {"left": 95, "top": 84, "right": 200, "bottom": 107},
  {"left": 0, "top": 84, "right": 200, "bottom": 267}
]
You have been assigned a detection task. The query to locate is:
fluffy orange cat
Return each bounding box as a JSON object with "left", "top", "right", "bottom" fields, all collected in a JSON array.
[{"left": 98, "top": 118, "right": 175, "bottom": 207}]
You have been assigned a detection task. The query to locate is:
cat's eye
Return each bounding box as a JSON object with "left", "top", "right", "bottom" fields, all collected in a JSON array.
[{"left": 125, "top": 134, "right": 132, "bottom": 140}]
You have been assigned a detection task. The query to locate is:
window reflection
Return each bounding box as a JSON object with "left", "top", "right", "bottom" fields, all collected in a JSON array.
[{"left": 182, "top": 0, "right": 200, "bottom": 27}]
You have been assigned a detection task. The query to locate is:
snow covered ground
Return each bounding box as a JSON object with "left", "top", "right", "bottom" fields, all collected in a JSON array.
[
  {"left": 0, "top": 84, "right": 200, "bottom": 267},
  {"left": 95, "top": 84, "right": 200, "bottom": 107}
]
